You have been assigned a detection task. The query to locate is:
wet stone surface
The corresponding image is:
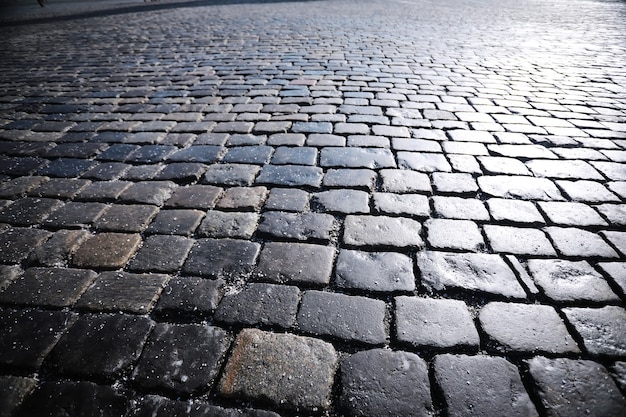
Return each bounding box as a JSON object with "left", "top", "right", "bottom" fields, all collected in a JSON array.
[{"left": 1, "top": 0, "right": 625, "bottom": 414}]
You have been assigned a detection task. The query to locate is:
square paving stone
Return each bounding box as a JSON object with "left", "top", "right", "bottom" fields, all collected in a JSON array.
[
  {"left": 335, "top": 249, "right": 415, "bottom": 292},
  {"left": 155, "top": 162, "right": 207, "bottom": 183},
  {"left": 416, "top": 251, "right": 526, "bottom": 298},
  {"left": 43, "top": 202, "right": 107, "bottom": 228},
  {"left": 203, "top": 164, "right": 260, "bottom": 186},
  {"left": 601, "top": 231, "right": 626, "bottom": 257},
  {"left": 373, "top": 193, "right": 430, "bottom": 217},
  {"left": 28, "top": 178, "right": 90, "bottom": 198},
  {"left": 128, "top": 235, "right": 194, "bottom": 273},
  {"left": 484, "top": 225, "right": 556, "bottom": 256},
  {"left": 0, "top": 309, "right": 75, "bottom": 370},
  {"left": 312, "top": 190, "right": 370, "bottom": 214},
  {"left": 486, "top": 198, "right": 545, "bottom": 224},
  {"left": 36, "top": 158, "right": 97, "bottom": 178},
  {"left": 596, "top": 203, "right": 626, "bottom": 226},
  {"left": 545, "top": 227, "right": 619, "bottom": 258},
  {"left": 344, "top": 215, "right": 423, "bottom": 248},
  {"left": 397, "top": 152, "right": 452, "bottom": 172},
  {"left": 478, "top": 175, "right": 564, "bottom": 200},
  {"left": 340, "top": 349, "right": 432, "bottom": 417},
  {"left": 432, "top": 196, "right": 490, "bottom": 220},
  {"left": 45, "top": 314, "right": 154, "bottom": 379},
  {"left": 396, "top": 296, "right": 480, "bottom": 349},
  {"left": 320, "top": 147, "right": 396, "bottom": 169},
  {"left": 434, "top": 354, "right": 538, "bottom": 417},
  {"left": 527, "top": 159, "right": 604, "bottom": 180},
  {"left": 118, "top": 181, "right": 177, "bottom": 205},
  {"left": 132, "top": 323, "right": 231, "bottom": 395},
  {"left": 218, "top": 329, "right": 338, "bottom": 411},
  {"left": 527, "top": 259, "right": 618, "bottom": 302},
  {"left": 223, "top": 146, "right": 273, "bottom": 164},
  {"left": 556, "top": 180, "right": 621, "bottom": 203},
  {"left": 74, "top": 180, "right": 132, "bottom": 201},
  {"left": 538, "top": 201, "right": 607, "bottom": 226},
  {"left": 73, "top": 233, "right": 142, "bottom": 269},
  {"left": 165, "top": 184, "right": 222, "bottom": 209},
  {"left": 216, "top": 186, "right": 268, "bottom": 210},
  {"left": 271, "top": 147, "right": 317, "bottom": 165},
  {"left": 297, "top": 290, "right": 387, "bottom": 344},
  {"left": 0, "top": 375, "right": 37, "bottom": 417},
  {"left": 15, "top": 381, "right": 128, "bottom": 417},
  {"left": 562, "top": 306, "right": 626, "bottom": 357},
  {"left": 198, "top": 211, "right": 258, "bottom": 238},
  {"left": 146, "top": 209, "right": 204, "bottom": 236},
  {"left": 155, "top": 277, "right": 224, "bottom": 316},
  {"left": 183, "top": 238, "right": 260, "bottom": 279},
  {"left": 527, "top": 357, "right": 626, "bottom": 417},
  {"left": 0, "top": 227, "right": 51, "bottom": 263},
  {"left": 76, "top": 271, "right": 169, "bottom": 314},
  {"left": 28, "top": 229, "right": 91, "bottom": 267},
  {"left": 257, "top": 211, "right": 335, "bottom": 242},
  {"left": 256, "top": 165, "right": 324, "bottom": 187},
  {"left": 168, "top": 145, "right": 224, "bottom": 163},
  {"left": 0, "top": 197, "right": 64, "bottom": 226},
  {"left": 432, "top": 172, "right": 479, "bottom": 194},
  {"left": 214, "top": 283, "right": 299, "bottom": 328},
  {"left": 426, "top": 219, "right": 485, "bottom": 252},
  {"left": 253, "top": 242, "right": 334, "bottom": 285},
  {"left": 0, "top": 176, "right": 49, "bottom": 198},
  {"left": 322, "top": 169, "right": 377, "bottom": 190},
  {"left": 479, "top": 302, "right": 579, "bottom": 354},
  {"left": 94, "top": 204, "right": 159, "bottom": 232},
  {"left": 379, "top": 169, "right": 432, "bottom": 193},
  {"left": 263, "top": 188, "right": 309, "bottom": 212},
  {"left": 0, "top": 267, "right": 97, "bottom": 307}
]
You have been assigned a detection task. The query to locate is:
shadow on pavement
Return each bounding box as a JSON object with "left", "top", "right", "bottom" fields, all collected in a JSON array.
[{"left": 0, "top": 0, "right": 323, "bottom": 27}]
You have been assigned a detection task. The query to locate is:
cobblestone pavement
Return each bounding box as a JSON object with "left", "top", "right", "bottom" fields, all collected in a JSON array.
[{"left": 1, "top": 0, "right": 625, "bottom": 415}]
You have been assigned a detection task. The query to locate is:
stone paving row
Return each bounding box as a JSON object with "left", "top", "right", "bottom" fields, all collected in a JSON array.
[{"left": 0, "top": 0, "right": 625, "bottom": 415}]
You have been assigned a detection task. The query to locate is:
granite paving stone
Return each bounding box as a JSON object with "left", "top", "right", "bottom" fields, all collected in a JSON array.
[
  {"left": 128, "top": 235, "right": 194, "bottom": 273},
  {"left": 556, "top": 180, "right": 621, "bottom": 202},
  {"left": 335, "top": 249, "right": 415, "bottom": 292},
  {"left": 344, "top": 215, "right": 423, "bottom": 248},
  {"left": 527, "top": 259, "right": 619, "bottom": 303},
  {"left": 28, "top": 178, "right": 90, "bottom": 198},
  {"left": 0, "top": 309, "right": 75, "bottom": 371},
  {"left": 214, "top": 283, "right": 299, "bottom": 328},
  {"left": 417, "top": 251, "right": 526, "bottom": 298},
  {"left": 340, "top": 349, "right": 433, "bottom": 417},
  {"left": 486, "top": 198, "right": 545, "bottom": 224},
  {"left": 434, "top": 354, "right": 538, "bottom": 417},
  {"left": 538, "top": 201, "right": 608, "bottom": 226},
  {"left": 76, "top": 271, "right": 169, "bottom": 314},
  {"left": 0, "top": 227, "right": 51, "bottom": 263},
  {"left": 478, "top": 175, "right": 564, "bottom": 200},
  {"left": 601, "top": 231, "right": 626, "bottom": 257},
  {"left": 426, "top": 218, "right": 485, "bottom": 252},
  {"left": 595, "top": 203, "right": 626, "bottom": 226},
  {"left": 253, "top": 242, "right": 334, "bottom": 285},
  {"left": 320, "top": 147, "right": 396, "bottom": 169},
  {"left": 527, "top": 357, "right": 626, "bottom": 417},
  {"left": 198, "top": 211, "right": 258, "bottom": 238},
  {"left": 217, "top": 186, "right": 268, "bottom": 210},
  {"left": 379, "top": 169, "right": 432, "bottom": 193},
  {"left": 132, "top": 323, "right": 231, "bottom": 395},
  {"left": 183, "top": 238, "right": 260, "bottom": 279},
  {"left": 154, "top": 277, "right": 224, "bottom": 316},
  {"left": 312, "top": 189, "right": 370, "bottom": 213},
  {"left": 45, "top": 313, "right": 154, "bottom": 379},
  {"left": 118, "top": 181, "right": 177, "bottom": 205},
  {"left": 431, "top": 172, "right": 478, "bottom": 194},
  {"left": 256, "top": 165, "right": 323, "bottom": 187},
  {"left": 432, "top": 196, "right": 490, "bottom": 221},
  {"left": 0, "top": 197, "right": 64, "bottom": 226},
  {"left": 94, "top": 204, "right": 159, "bottom": 232},
  {"left": 0, "top": 375, "right": 37, "bottom": 417},
  {"left": 373, "top": 192, "right": 430, "bottom": 217},
  {"left": 397, "top": 152, "right": 452, "bottom": 172},
  {"left": 479, "top": 302, "right": 579, "bottom": 354},
  {"left": 0, "top": 267, "right": 97, "bottom": 307},
  {"left": 545, "top": 227, "right": 620, "bottom": 258},
  {"left": 257, "top": 211, "right": 335, "bottom": 242},
  {"left": 28, "top": 229, "right": 91, "bottom": 266},
  {"left": 74, "top": 180, "right": 132, "bottom": 201},
  {"left": 263, "top": 188, "right": 309, "bottom": 211},
  {"left": 298, "top": 290, "right": 387, "bottom": 344},
  {"left": 73, "top": 233, "right": 142, "bottom": 269},
  {"left": 218, "top": 329, "right": 337, "bottom": 411},
  {"left": 165, "top": 184, "right": 222, "bottom": 209},
  {"left": 15, "top": 381, "right": 129, "bottom": 417},
  {"left": 562, "top": 306, "right": 626, "bottom": 357},
  {"left": 43, "top": 202, "right": 107, "bottom": 229},
  {"left": 484, "top": 225, "right": 556, "bottom": 256},
  {"left": 396, "top": 297, "right": 479, "bottom": 349},
  {"left": 146, "top": 209, "right": 204, "bottom": 236}
]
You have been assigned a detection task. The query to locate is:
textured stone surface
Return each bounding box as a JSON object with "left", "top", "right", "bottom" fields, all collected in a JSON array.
[
  {"left": 335, "top": 249, "right": 415, "bottom": 292},
  {"left": 0, "top": 375, "right": 37, "bottom": 417},
  {"left": 435, "top": 354, "right": 538, "bottom": 417},
  {"left": 183, "top": 238, "right": 260, "bottom": 279},
  {"left": 417, "top": 251, "right": 526, "bottom": 298},
  {"left": 218, "top": 329, "right": 337, "bottom": 411},
  {"left": 562, "top": 306, "right": 626, "bottom": 357},
  {"left": 527, "top": 356, "right": 626, "bottom": 417},
  {"left": 396, "top": 297, "right": 479, "bottom": 349},
  {"left": 480, "top": 302, "right": 579, "bottom": 354},
  {"left": 253, "top": 242, "right": 335, "bottom": 285},
  {"left": 344, "top": 215, "right": 423, "bottom": 248},
  {"left": 298, "top": 290, "right": 387, "bottom": 344},
  {"left": 340, "top": 349, "right": 433, "bottom": 417},
  {"left": 133, "top": 323, "right": 231, "bottom": 394},
  {"left": 257, "top": 211, "right": 335, "bottom": 241},
  {"left": 73, "top": 233, "right": 142, "bottom": 269}
]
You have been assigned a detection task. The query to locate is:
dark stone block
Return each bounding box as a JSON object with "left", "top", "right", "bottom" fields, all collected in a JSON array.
[
  {"left": 183, "top": 238, "right": 260, "bottom": 279},
  {"left": 155, "top": 277, "right": 224, "bottom": 315}
]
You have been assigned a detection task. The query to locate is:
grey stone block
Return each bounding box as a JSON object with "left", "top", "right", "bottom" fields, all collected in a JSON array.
[{"left": 335, "top": 249, "right": 415, "bottom": 292}]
